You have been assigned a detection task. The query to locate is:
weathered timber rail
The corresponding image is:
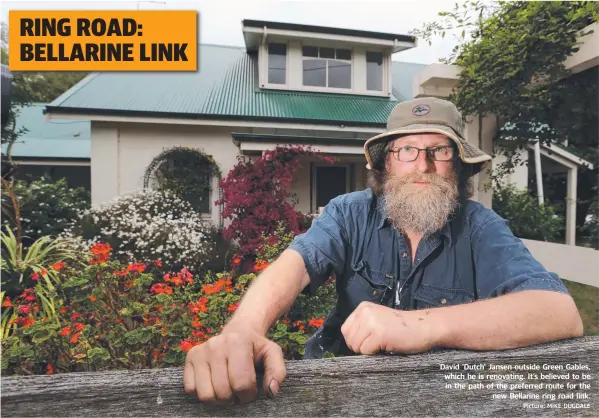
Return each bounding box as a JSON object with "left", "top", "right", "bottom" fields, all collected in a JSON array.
[{"left": 2, "top": 336, "right": 598, "bottom": 417}]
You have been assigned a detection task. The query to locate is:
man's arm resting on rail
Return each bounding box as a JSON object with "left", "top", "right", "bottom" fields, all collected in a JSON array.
[
  {"left": 428, "top": 289, "right": 583, "bottom": 351},
  {"left": 341, "top": 290, "right": 582, "bottom": 355}
]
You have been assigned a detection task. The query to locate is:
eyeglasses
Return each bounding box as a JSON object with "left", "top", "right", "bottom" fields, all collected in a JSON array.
[{"left": 388, "top": 145, "right": 454, "bottom": 162}]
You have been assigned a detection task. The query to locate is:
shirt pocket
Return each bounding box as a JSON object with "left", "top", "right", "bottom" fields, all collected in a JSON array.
[
  {"left": 413, "top": 283, "right": 474, "bottom": 310},
  {"left": 342, "top": 261, "right": 393, "bottom": 313}
]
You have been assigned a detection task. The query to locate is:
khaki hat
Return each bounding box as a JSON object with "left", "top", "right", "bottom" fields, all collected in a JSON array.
[{"left": 364, "top": 97, "right": 491, "bottom": 175}]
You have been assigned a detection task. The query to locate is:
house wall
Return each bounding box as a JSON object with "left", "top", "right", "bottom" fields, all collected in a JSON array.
[
  {"left": 91, "top": 122, "right": 240, "bottom": 224},
  {"left": 493, "top": 149, "right": 529, "bottom": 190},
  {"left": 90, "top": 123, "right": 372, "bottom": 224}
]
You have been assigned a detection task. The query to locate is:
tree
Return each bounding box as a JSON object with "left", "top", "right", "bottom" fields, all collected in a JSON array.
[
  {"left": 411, "top": 1, "right": 599, "bottom": 238},
  {"left": 1, "top": 22, "right": 88, "bottom": 168}
]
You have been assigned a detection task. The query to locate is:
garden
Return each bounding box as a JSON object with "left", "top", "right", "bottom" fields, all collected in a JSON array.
[
  {"left": 1, "top": 143, "right": 597, "bottom": 377},
  {"left": 0, "top": 145, "right": 336, "bottom": 376}
]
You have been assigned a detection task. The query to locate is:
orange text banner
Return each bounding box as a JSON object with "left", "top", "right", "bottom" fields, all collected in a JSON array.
[{"left": 8, "top": 10, "right": 197, "bottom": 71}]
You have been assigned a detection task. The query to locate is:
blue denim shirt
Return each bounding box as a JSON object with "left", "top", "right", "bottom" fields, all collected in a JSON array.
[{"left": 289, "top": 189, "right": 568, "bottom": 359}]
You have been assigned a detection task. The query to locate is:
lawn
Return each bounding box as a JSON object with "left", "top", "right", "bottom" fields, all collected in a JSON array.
[{"left": 563, "top": 279, "right": 599, "bottom": 336}]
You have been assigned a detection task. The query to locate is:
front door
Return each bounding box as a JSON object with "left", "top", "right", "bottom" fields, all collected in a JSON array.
[{"left": 314, "top": 165, "right": 350, "bottom": 212}]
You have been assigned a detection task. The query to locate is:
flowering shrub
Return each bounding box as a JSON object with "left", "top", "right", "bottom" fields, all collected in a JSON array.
[
  {"left": 64, "top": 189, "right": 216, "bottom": 272},
  {"left": 1, "top": 176, "right": 89, "bottom": 245},
  {"left": 1, "top": 240, "right": 335, "bottom": 375},
  {"left": 217, "top": 145, "right": 332, "bottom": 264}
]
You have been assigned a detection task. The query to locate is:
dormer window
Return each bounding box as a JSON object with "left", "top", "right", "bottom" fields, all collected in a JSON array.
[
  {"left": 268, "top": 43, "right": 287, "bottom": 84},
  {"left": 243, "top": 19, "right": 416, "bottom": 97},
  {"left": 302, "top": 46, "right": 352, "bottom": 89}
]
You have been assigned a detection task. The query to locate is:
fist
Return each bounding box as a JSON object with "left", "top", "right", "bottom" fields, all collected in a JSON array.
[{"left": 341, "top": 302, "right": 437, "bottom": 355}]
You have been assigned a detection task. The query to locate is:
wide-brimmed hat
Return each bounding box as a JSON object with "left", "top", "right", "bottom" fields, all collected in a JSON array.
[{"left": 364, "top": 97, "right": 491, "bottom": 176}]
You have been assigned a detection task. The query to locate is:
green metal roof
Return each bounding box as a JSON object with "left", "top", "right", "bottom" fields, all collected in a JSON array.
[
  {"left": 2, "top": 103, "right": 90, "bottom": 159},
  {"left": 47, "top": 44, "right": 426, "bottom": 126}
]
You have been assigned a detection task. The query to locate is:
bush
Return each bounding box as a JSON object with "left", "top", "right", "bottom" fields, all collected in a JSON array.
[
  {"left": 1, "top": 176, "right": 90, "bottom": 245},
  {"left": 217, "top": 145, "right": 332, "bottom": 264},
  {"left": 64, "top": 189, "right": 216, "bottom": 273},
  {"left": 493, "top": 183, "right": 563, "bottom": 242},
  {"left": 0, "top": 240, "right": 329, "bottom": 375},
  {"left": 1, "top": 243, "right": 215, "bottom": 375}
]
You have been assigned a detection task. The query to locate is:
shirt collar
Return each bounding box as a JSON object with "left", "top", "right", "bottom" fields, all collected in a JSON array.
[{"left": 376, "top": 193, "right": 455, "bottom": 246}]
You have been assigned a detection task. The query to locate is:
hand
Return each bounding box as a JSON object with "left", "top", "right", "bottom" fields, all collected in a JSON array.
[
  {"left": 341, "top": 301, "right": 438, "bottom": 355},
  {"left": 183, "top": 325, "right": 286, "bottom": 405}
]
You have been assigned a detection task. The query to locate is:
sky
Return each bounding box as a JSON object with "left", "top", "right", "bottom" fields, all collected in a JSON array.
[{"left": 1, "top": 0, "right": 463, "bottom": 64}]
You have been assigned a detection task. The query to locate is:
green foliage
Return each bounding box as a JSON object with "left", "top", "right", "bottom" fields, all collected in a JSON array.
[
  {"left": 1, "top": 176, "right": 90, "bottom": 245},
  {"left": 1, "top": 23, "right": 88, "bottom": 162},
  {"left": 412, "top": 1, "right": 599, "bottom": 229},
  {"left": 0, "top": 227, "right": 81, "bottom": 295},
  {"left": 255, "top": 225, "right": 337, "bottom": 359},
  {"left": 493, "top": 183, "right": 562, "bottom": 242},
  {"left": 143, "top": 146, "right": 221, "bottom": 212}
]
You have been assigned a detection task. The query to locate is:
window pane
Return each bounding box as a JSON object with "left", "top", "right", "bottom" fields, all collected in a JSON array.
[
  {"left": 320, "top": 47, "right": 335, "bottom": 59},
  {"left": 336, "top": 48, "right": 352, "bottom": 60},
  {"left": 268, "top": 43, "right": 286, "bottom": 55},
  {"left": 268, "top": 43, "right": 286, "bottom": 84},
  {"left": 303, "top": 59, "right": 326, "bottom": 87},
  {"left": 366, "top": 51, "right": 383, "bottom": 91},
  {"left": 328, "top": 60, "right": 351, "bottom": 89},
  {"left": 302, "top": 45, "right": 318, "bottom": 57}
]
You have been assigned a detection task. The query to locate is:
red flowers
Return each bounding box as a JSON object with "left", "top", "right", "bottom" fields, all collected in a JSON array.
[
  {"left": 163, "top": 268, "right": 194, "bottom": 287},
  {"left": 309, "top": 317, "right": 325, "bottom": 328},
  {"left": 90, "top": 243, "right": 112, "bottom": 264},
  {"left": 227, "top": 303, "right": 240, "bottom": 313},
  {"left": 150, "top": 283, "right": 173, "bottom": 295},
  {"left": 202, "top": 278, "right": 232, "bottom": 295},
  {"left": 59, "top": 327, "right": 72, "bottom": 336},
  {"left": 2, "top": 296, "right": 12, "bottom": 308},
  {"left": 51, "top": 261, "right": 65, "bottom": 271},
  {"left": 31, "top": 273, "right": 40, "bottom": 281},
  {"left": 232, "top": 257, "right": 242, "bottom": 265},
  {"left": 253, "top": 260, "right": 269, "bottom": 272},
  {"left": 179, "top": 338, "right": 202, "bottom": 352},
  {"left": 188, "top": 298, "right": 208, "bottom": 314}
]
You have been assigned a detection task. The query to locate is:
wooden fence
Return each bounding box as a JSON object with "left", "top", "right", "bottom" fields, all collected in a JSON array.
[{"left": 2, "top": 336, "right": 598, "bottom": 417}]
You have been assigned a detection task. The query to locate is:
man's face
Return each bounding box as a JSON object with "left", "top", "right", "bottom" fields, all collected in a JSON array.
[{"left": 383, "top": 133, "right": 460, "bottom": 236}]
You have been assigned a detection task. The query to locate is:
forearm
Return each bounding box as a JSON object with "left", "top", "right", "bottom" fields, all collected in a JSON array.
[
  {"left": 430, "top": 290, "right": 583, "bottom": 351},
  {"left": 224, "top": 249, "right": 310, "bottom": 336}
]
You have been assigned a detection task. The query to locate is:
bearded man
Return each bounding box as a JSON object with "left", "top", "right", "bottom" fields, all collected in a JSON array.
[{"left": 183, "top": 97, "right": 583, "bottom": 404}]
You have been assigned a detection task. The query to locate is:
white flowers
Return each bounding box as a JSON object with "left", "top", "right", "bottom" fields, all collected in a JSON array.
[{"left": 64, "top": 189, "right": 216, "bottom": 270}]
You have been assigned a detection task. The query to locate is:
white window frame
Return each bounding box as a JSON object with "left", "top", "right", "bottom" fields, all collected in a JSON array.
[
  {"left": 259, "top": 41, "right": 391, "bottom": 97},
  {"left": 311, "top": 163, "right": 352, "bottom": 213},
  {"left": 260, "top": 40, "right": 290, "bottom": 89},
  {"left": 301, "top": 45, "right": 353, "bottom": 91},
  {"left": 365, "top": 49, "right": 386, "bottom": 93}
]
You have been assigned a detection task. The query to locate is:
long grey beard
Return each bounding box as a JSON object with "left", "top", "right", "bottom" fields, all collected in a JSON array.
[{"left": 383, "top": 171, "right": 459, "bottom": 236}]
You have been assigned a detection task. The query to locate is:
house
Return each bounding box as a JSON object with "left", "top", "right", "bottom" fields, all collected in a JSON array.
[
  {"left": 2, "top": 103, "right": 90, "bottom": 189},
  {"left": 41, "top": 19, "right": 597, "bottom": 245},
  {"left": 43, "top": 19, "right": 427, "bottom": 225}
]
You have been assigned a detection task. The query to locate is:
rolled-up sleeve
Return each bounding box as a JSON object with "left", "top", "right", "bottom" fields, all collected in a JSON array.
[
  {"left": 471, "top": 210, "right": 569, "bottom": 299},
  {"left": 288, "top": 201, "right": 349, "bottom": 296}
]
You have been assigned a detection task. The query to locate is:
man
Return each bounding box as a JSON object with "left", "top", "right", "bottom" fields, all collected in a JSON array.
[{"left": 183, "top": 97, "right": 583, "bottom": 404}]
